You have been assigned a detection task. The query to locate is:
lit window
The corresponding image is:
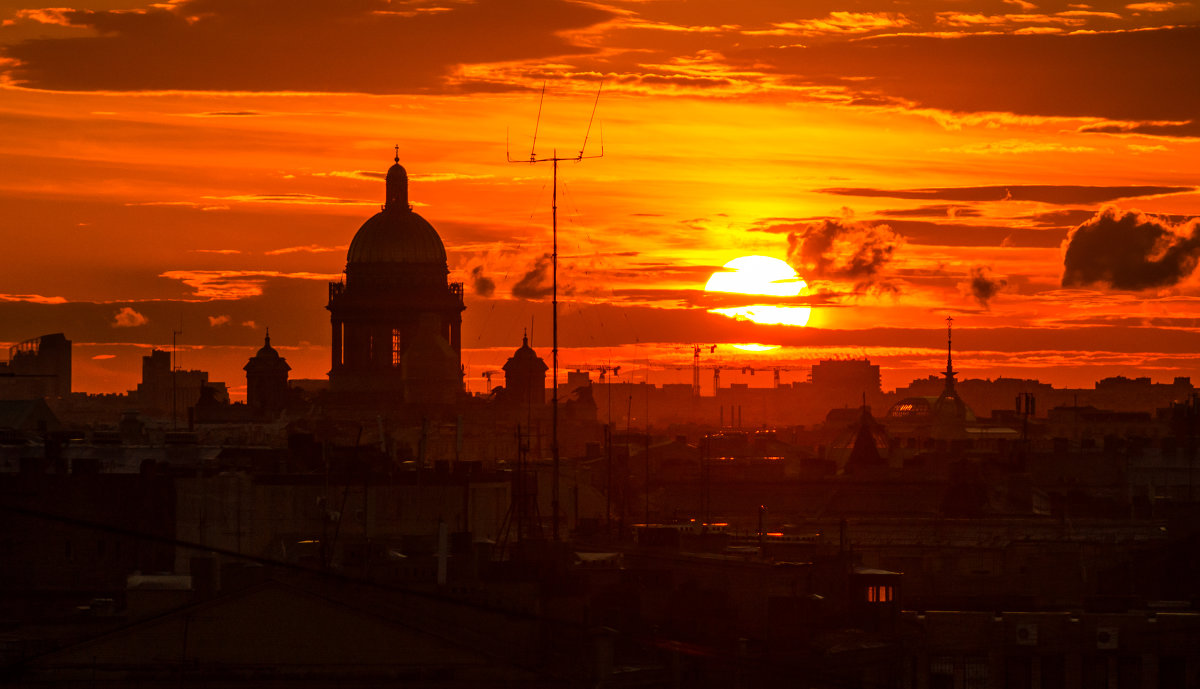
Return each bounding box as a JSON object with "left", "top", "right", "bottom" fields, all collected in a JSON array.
[{"left": 866, "top": 585, "right": 894, "bottom": 602}]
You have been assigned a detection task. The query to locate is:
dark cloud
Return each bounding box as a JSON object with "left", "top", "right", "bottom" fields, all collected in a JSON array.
[
  {"left": 876, "top": 204, "right": 981, "bottom": 218},
  {"left": 822, "top": 185, "right": 1195, "bottom": 205},
  {"left": 757, "top": 216, "right": 1063, "bottom": 248},
  {"left": 603, "top": 287, "right": 707, "bottom": 306},
  {"left": 1025, "top": 209, "right": 1099, "bottom": 229},
  {"left": 786, "top": 218, "right": 902, "bottom": 293},
  {"left": 742, "top": 26, "right": 1200, "bottom": 125},
  {"left": 469, "top": 265, "right": 495, "bottom": 298},
  {"left": 2, "top": 0, "right": 613, "bottom": 93},
  {"left": 512, "top": 254, "right": 552, "bottom": 300},
  {"left": 1079, "top": 120, "right": 1200, "bottom": 138},
  {"left": 878, "top": 220, "right": 1066, "bottom": 248},
  {"left": 1061, "top": 207, "right": 1200, "bottom": 290},
  {"left": 1148, "top": 317, "right": 1200, "bottom": 329},
  {"left": 961, "top": 266, "right": 1007, "bottom": 308}
]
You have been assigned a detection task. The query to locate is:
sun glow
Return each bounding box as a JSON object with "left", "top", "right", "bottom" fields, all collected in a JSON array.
[
  {"left": 704, "top": 256, "right": 811, "bottom": 327},
  {"left": 731, "top": 343, "right": 780, "bottom": 352}
]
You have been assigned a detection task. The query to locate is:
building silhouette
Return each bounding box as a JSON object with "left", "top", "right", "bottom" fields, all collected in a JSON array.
[
  {"left": 136, "top": 349, "right": 227, "bottom": 419},
  {"left": 0, "top": 333, "right": 71, "bottom": 400},
  {"left": 243, "top": 330, "right": 290, "bottom": 417},
  {"left": 326, "top": 152, "right": 464, "bottom": 404},
  {"left": 500, "top": 332, "right": 547, "bottom": 408}
]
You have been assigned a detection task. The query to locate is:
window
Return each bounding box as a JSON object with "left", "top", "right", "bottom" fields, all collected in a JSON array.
[
  {"left": 392, "top": 329, "right": 402, "bottom": 366},
  {"left": 866, "top": 585, "right": 894, "bottom": 602}
]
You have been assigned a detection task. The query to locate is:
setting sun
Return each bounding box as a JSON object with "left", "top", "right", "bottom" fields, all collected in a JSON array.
[{"left": 705, "top": 256, "right": 811, "bottom": 327}]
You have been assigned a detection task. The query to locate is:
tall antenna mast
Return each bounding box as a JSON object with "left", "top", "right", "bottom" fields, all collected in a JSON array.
[
  {"left": 171, "top": 324, "right": 183, "bottom": 431},
  {"left": 508, "top": 82, "right": 604, "bottom": 542}
]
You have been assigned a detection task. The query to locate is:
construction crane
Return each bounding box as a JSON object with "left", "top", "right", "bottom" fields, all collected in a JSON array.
[
  {"left": 691, "top": 345, "right": 716, "bottom": 396},
  {"left": 741, "top": 365, "right": 805, "bottom": 389},
  {"left": 569, "top": 364, "right": 621, "bottom": 383},
  {"left": 482, "top": 369, "right": 502, "bottom": 390}
]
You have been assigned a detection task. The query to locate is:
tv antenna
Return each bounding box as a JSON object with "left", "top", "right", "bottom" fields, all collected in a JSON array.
[{"left": 507, "top": 81, "right": 604, "bottom": 542}]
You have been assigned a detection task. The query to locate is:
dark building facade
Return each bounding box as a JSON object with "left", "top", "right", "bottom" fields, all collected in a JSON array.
[{"left": 327, "top": 153, "right": 464, "bottom": 403}]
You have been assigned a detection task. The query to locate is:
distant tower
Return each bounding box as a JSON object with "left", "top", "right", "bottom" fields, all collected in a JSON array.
[
  {"left": 942, "top": 316, "right": 957, "bottom": 392},
  {"left": 326, "top": 150, "right": 465, "bottom": 402},
  {"left": 244, "top": 330, "right": 291, "bottom": 416},
  {"left": 934, "top": 316, "right": 968, "bottom": 422},
  {"left": 501, "top": 332, "right": 548, "bottom": 407},
  {"left": 844, "top": 398, "right": 887, "bottom": 474}
]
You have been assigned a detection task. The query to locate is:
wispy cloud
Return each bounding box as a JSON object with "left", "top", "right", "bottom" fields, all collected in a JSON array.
[
  {"left": 411, "top": 172, "right": 495, "bottom": 182},
  {"left": 745, "top": 12, "right": 913, "bottom": 36},
  {"left": 0, "top": 293, "right": 67, "bottom": 304},
  {"left": 264, "top": 244, "right": 345, "bottom": 256},
  {"left": 125, "top": 201, "right": 230, "bottom": 210},
  {"left": 203, "top": 193, "right": 375, "bottom": 206},
  {"left": 1126, "top": 1, "right": 1191, "bottom": 11},
  {"left": 821, "top": 185, "right": 1195, "bottom": 204},
  {"left": 938, "top": 139, "right": 1099, "bottom": 154},
  {"left": 10, "top": 8, "right": 76, "bottom": 26},
  {"left": 159, "top": 270, "right": 341, "bottom": 299}
]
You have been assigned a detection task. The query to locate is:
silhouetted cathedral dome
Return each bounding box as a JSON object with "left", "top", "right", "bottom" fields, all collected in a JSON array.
[
  {"left": 327, "top": 151, "right": 465, "bottom": 403},
  {"left": 346, "top": 211, "right": 446, "bottom": 265},
  {"left": 345, "top": 152, "right": 446, "bottom": 267}
]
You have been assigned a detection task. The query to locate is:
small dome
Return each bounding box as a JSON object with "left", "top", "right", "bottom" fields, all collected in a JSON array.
[
  {"left": 503, "top": 335, "right": 548, "bottom": 375},
  {"left": 245, "top": 332, "right": 290, "bottom": 373},
  {"left": 346, "top": 209, "right": 447, "bottom": 265},
  {"left": 255, "top": 334, "right": 281, "bottom": 359}
]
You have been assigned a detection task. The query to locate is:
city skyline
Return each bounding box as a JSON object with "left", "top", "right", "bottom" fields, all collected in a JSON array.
[{"left": 1, "top": 0, "right": 1198, "bottom": 399}]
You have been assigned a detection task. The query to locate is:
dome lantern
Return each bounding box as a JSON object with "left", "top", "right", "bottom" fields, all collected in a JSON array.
[{"left": 385, "top": 144, "right": 408, "bottom": 210}]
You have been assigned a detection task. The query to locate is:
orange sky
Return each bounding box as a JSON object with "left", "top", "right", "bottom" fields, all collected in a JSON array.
[{"left": 1, "top": 0, "right": 1198, "bottom": 400}]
